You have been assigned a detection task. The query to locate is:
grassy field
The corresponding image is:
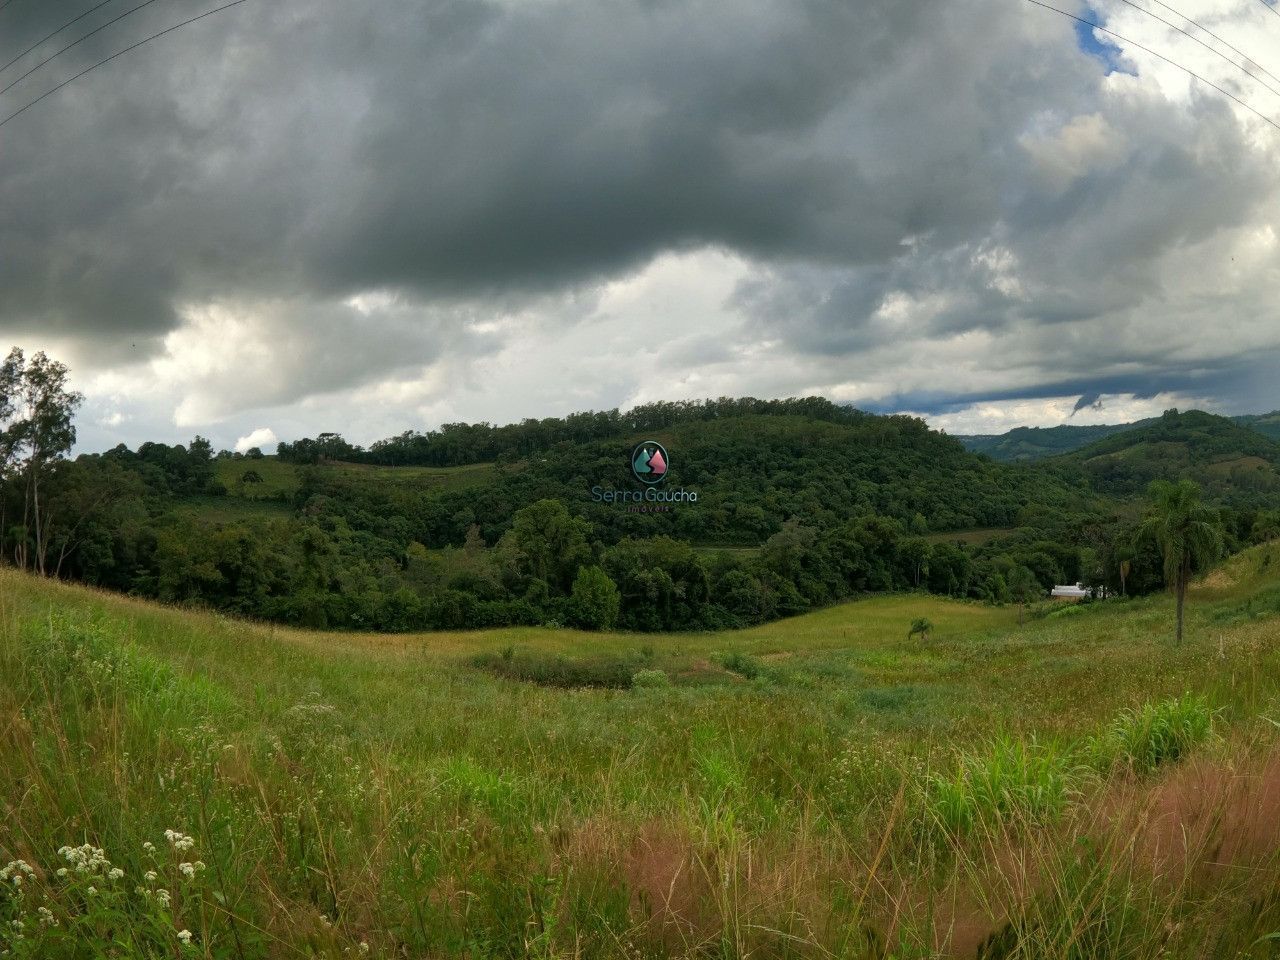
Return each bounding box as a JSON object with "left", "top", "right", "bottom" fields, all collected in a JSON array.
[{"left": 3, "top": 548, "right": 1280, "bottom": 957}]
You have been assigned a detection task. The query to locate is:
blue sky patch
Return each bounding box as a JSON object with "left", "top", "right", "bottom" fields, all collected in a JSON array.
[{"left": 1075, "top": 6, "right": 1137, "bottom": 76}]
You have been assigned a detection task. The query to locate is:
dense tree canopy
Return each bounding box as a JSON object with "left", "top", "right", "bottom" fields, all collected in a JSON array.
[{"left": 2, "top": 352, "right": 1270, "bottom": 634}]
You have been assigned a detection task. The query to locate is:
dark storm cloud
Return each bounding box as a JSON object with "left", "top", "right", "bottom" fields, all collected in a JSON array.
[
  {"left": 1072, "top": 392, "right": 1104, "bottom": 415},
  {"left": 860, "top": 350, "right": 1280, "bottom": 419},
  {"left": 0, "top": 0, "right": 940, "bottom": 347},
  {"left": 0, "top": 0, "right": 1277, "bottom": 436}
]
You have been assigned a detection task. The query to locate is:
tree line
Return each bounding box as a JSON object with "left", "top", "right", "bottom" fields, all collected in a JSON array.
[
  {"left": 0, "top": 347, "right": 1262, "bottom": 640},
  {"left": 277, "top": 396, "right": 903, "bottom": 467}
]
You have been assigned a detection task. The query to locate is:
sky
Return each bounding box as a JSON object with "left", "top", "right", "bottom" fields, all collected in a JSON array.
[{"left": 1, "top": 0, "right": 1278, "bottom": 454}]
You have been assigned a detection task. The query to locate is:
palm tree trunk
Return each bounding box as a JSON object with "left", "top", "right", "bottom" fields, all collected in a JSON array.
[{"left": 1175, "top": 558, "right": 1188, "bottom": 645}]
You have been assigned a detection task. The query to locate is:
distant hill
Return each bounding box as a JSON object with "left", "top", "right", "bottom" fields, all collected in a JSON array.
[
  {"left": 959, "top": 421, "right": 1145, "bottom": 462},
  {"left": 960, "top": 409, "right": 1280, "bottom": 462},
  {"left": 1234, "top": 411, "right": 1280, "bottom": 442},
  {"left": 1060, "top": 409, "right": 1280, "bottom": 503}
]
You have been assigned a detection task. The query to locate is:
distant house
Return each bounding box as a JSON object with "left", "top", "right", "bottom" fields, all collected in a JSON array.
[{"left": 1051, "top": 583, "right": 1089, "bottom": 601}]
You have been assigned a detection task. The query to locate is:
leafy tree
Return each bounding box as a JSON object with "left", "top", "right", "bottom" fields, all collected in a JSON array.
[
  {"left": 567, "top": 565, "right": 621, "bottom": 630},
  {"left": 898, "top": 537, "right": 930, "bottom": 589},
  {"left": 0, "top": 349, "right": 83, "bottom": 572},
  {"left": 495, "top": 499, "right": 593, "bottom": 597},
  {"left": 1136, "top": 479, "right": 1224, "bottom": 645}
]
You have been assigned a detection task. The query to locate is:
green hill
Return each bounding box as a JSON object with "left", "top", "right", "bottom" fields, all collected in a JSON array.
[
  {"left": 1061, "top": 408, "right": 1280, "bottom": 501},
  {"left": 959, "top": 421, "right": 1145, "bottom": 461},
  {"left": 1234, "top": 410, "right": 1280, "bottom": 442},
  {"left": 959, "top": 408, "right": 1280, "bottom": 463},
  {"left": 3, "top": 545, "right": 1280, "bottom": 957},
  {"left": 28, "top": 400, "right": 1280, "bottom": 638}
]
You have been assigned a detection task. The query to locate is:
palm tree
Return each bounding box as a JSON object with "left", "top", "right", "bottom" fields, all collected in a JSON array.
[{"left": 1136, "top": 479, "right": 1223, "bottom": 645}]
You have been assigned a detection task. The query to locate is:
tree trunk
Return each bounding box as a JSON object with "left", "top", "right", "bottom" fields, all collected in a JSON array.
[
  {"left": 32, "top": 465, "right": 43, "bottom": 575},
  {"left": 1175, "top": 557, "right": 1188, "bottom": 645}
]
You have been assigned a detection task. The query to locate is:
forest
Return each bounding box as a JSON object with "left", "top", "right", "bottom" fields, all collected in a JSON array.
[{"left": 3, "top": 348, "right": 1278, "bottom": 633}]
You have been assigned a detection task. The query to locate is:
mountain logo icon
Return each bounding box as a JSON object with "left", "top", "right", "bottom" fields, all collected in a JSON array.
[{"left": 631, "top": 441, "right": 669, "bottom": 485}]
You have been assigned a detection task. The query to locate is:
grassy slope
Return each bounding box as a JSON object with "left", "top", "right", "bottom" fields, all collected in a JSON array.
[{"left": 3, "top": 549, "right": 1280, "bottom": 956}]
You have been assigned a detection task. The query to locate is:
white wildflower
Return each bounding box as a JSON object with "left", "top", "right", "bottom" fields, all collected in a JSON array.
[
  {"left": 164, "top": 830, "right": 195, "bottom": 851},
  {"left": 108, "top": 867, "right": 124, "bottom": 880},
  {"left": 177, "top": 928, "right": 193, "bottom": 945},
  {"left": 145, "top": 870, "right": 158, "bottom": 882}
]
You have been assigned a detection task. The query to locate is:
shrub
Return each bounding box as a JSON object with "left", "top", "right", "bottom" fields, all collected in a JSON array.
[
  {"left": 631, "top": 668, "right": 671, "bottom": 689},
  {"left": 713, "top": 651, "right": 764, "bottom": 680},
  {"left": 927, "top": 735, "right": 1072, "bottom": 835},
  {"left": 1090, "top": 694, "right": 1215, "bottom": 775}
]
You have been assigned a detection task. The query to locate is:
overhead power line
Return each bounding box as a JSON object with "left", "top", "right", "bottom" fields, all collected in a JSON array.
[
  {"left": 0, "top": 0, "right": 21, "bottom": 14},
  {"left": 2, "top": 0, "right": 117, "bottom": 75},
  {"left": 0, "top": 0, "right": 248, "bottom": 130},
  {"left": 1024, "top": 0, "right": 1280, "bottom": 133},
  {"left": 1141, "top": 0, "right": 1280, "bottom": 90},
  {"left": 1108, "top": 0, "right": 1280, "bottom": 98},
  {"left": 1253, "top": 0, "right": 1280, "bottom": 22},
  {"left": 0, "top": 0, "right": 163, "bottom": 100}
]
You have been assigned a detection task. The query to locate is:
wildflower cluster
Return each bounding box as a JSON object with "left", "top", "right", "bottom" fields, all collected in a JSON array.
[
  {"left": 0, "top": 861, "right": 34, "bottom": 889},
  {"left": 164, "top": 830, "right": 196, "bottom": 852},
  {"left": 56, "top": 844, "right": 114, "bottom": 877},
  {"left": 0, "top": 831, "right": 210, "bottom": 957}
]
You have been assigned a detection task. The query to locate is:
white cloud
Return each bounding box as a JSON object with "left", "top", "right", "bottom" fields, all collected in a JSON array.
[{"left": 234, "top": 427, "right": 278, "bottom": 454}]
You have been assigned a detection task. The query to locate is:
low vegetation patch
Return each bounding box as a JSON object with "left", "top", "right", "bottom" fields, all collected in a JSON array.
[
  {"left": 926, "top": 735, "right": 1074, "bottom": 835},
  {"left": 711, "top": 650, "right": 766, "bottom": 680},
  {"left": 470, "top": 647, "right": 642, "bottom": 689},
  {"left": 630, "top": 668, "right": 671, "bottom": 689},
  {"left": 1089, "top": 694, "right": 1216, "bottom": 775}
]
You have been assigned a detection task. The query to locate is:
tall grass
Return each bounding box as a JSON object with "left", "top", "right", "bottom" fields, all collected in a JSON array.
[
  {"left": 1090, "top": 694, "right": 1216, "bottom": 775},
  {"left": 2, "top": 551, "right": 1280, "bottom": 957}
]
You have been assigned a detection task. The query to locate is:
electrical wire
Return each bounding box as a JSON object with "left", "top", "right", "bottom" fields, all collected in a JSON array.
[
  {"left": 0, "top": 0, "right": 247, "bottom": 130},
  {"left": 1107, "top": 0, "right": 1280, "bottom": 97},
  {"left": 1024, "top": 0, "right": 1280, "bottom": 133},
  {"left": 1141, "top": 0, "right": 1280, "bottom": 89},
  {"left": 2, "top": 0, "right": 117, "bottom": 75},
  {"left": 1251, "top": 0, "right": 1280, "bottom": 22},
  {"left": 0, "top": 0, "right": 163, "bottom": 100}
]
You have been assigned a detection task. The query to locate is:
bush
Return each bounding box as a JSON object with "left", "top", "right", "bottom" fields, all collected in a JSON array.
[
  {"left": 713, "top": 650, "right": 764, "bottom": 680},
  {"left": 631, "top": 668, "right": 671, "bottom": 689},
  {"left": 1090, "top": 694, "right": 1215, "bottom": 775},
  {"left": 927, "top": 735, "right": 1072, "bottom": 835}
]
